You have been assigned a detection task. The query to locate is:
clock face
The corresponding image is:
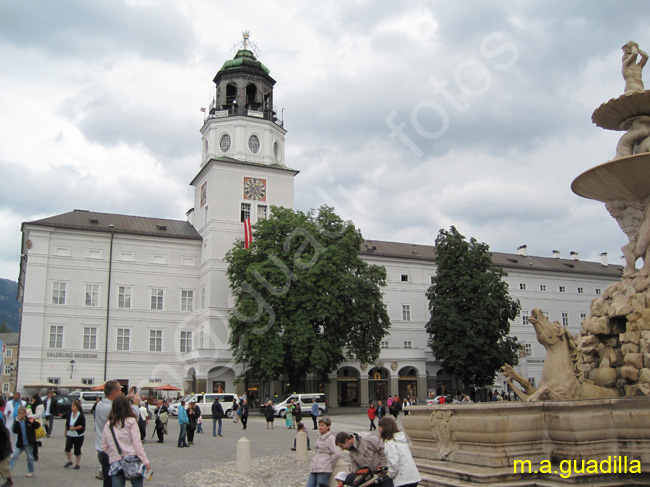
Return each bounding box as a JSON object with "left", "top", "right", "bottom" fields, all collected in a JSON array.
[{"left": 244, "top": 178, "right": 266, "bottom": 201}]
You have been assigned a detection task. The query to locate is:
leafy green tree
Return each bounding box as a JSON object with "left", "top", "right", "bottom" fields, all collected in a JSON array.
[
  {"left": 426, "top": 226, "right": 520, "bottom": 390},
  {"left": 226, "top": 205, "right": 390, "bottom": 390},
  {"left": 0, "top": 321, "right": 10, "bottom": 333}
]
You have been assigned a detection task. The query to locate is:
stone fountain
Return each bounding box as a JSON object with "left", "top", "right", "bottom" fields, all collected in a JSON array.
[{"left": 404, "top": 42, "right": 650, "bottom": 486}]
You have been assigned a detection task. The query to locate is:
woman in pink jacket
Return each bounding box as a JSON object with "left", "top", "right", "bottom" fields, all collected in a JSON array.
[
  {"left": 101, "top": 395, "right": 151, "bottom": 487},
  {"left": 306, "top": 417, "right": 340, "bottom": 487}
]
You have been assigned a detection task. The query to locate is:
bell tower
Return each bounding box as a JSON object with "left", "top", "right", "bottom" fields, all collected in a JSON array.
[
  {"left": 188, "top": 32, "right": 298, "bottom": 311},
  {"left": 200, "top": 32, "right": 286, "bottom": 167}
]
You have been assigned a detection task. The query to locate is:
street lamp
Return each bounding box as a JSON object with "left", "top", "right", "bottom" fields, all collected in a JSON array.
[{"left": 69, "top": 359, "right": 76, "bottom": 379}]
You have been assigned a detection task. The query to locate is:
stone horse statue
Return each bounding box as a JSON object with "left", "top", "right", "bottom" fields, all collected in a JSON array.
[{"left": 502, "top": 309, "right": 620, "bottom": 401}]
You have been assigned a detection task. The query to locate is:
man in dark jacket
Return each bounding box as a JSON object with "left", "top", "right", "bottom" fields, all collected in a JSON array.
[
  {"left": 211, "top": 397, "right": 224, "bottom": 437},
  {"left": 42, "top": 391, "right": 58, "bottom": 438},
  {"left": 154, "top": 400, "right": 168, "bottom": 443},
  {"left": 240, "top": 399, "right": 249, "bottom": 430},
  {"left": 0, "top": 421, "right": 13, "bottom": 487}
]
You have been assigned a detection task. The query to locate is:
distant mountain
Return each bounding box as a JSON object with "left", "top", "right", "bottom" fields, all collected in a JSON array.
[{"left": 0, "top": 279, "right": 20, "bottom": 333}]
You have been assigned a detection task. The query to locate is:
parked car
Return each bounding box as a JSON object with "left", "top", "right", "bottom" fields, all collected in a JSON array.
[
  {"left": 273, "top": 393, "right": 327, "bottom": 418},
  {"left": 169, "top": 393, "right": 237, "bottom": 418},
  {"left": 40, "top": 394, "right": 75, "bottom": 416}
]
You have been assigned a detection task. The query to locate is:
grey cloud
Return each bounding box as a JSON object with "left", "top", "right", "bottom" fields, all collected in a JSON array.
[{"left": 0, "top": 0, "right": 194, "bottom": 61}]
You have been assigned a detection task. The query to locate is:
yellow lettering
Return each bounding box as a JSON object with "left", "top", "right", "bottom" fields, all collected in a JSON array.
[
  {"left": 586, "top": 460, "right": 598, "bottom": 474},
  {"left": 573, "top": 460, "right": 585, "bottom": 474},
  {"left": 514, "top": 460, "right": 532, "bottom": 474},
  {"left": 600, "top": 456, "right": 612, "bottom": 474},
  {"left": 539, "top": 460, "right": 552, "bottom": 474},
  {"left": 559, "top": 460, "right": 572, "bottom": 478},
  {"left": 630, "top": 460, "right": 641, "bottom": 474}
]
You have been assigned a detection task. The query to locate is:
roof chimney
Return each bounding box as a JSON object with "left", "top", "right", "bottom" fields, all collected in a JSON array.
[
  {"left": 600, "top": 252, "right": 608, "bottom": 266},
  {"left": 569, "top": 251, "right": 579, "bottom": 261},
  {"left": 517, "top": 245, "right": 527, "bottom": 257},
  {"left": 552, "top": 250, "right": 560, "bottom": 259}
]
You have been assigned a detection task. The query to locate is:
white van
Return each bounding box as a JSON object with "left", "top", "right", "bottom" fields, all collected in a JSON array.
[
  {"left": 169, "top": 393, "right": 237, "bottom": 418},
  {"left": 69, "top": 391, "right": 104, "bottom": 411},
  {"left": 273, "top": 393, "right": 327, "bottom": 418}
]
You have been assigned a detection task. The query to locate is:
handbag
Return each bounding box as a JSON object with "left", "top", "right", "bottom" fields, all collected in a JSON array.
[
  {"left": 110, "top": 426, "right": 144, "bottom": 480},
  {"left": 34, "top": 423, "right": 46, "bottom": 440}
]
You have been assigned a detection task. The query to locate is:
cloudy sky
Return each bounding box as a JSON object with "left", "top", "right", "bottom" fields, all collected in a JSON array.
[{"left": 0, "top": 0, "right": 647, "bottom": 280}]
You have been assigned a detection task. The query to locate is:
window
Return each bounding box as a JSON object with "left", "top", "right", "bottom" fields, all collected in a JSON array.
[
  {"left": 199, "top": 328, "right": 204, "bottom": 349},
  {"left": 181, "top": 290, "right": 194, "bottom": 312},
  {"left": 580, "top": 313, "right": 587, "bottom": 321},
  {"left": 529, "top": 378, "right": 536, "bottom": 387},
  {"left": 595, "top": 288, "right": 602, "bottom": 295},
  {"left": 525, "top": 343, "right": 532, "bottom": 356},
  {"left": 83, "top": 327, "right": 97, "bottom": 350},
  {"left": 542, "top": 311, "right": 549, "bottom": 319},
  {"left": 577, "top": 287, "right": 584, "bottom": 294},
  {"left": 4, "top": 349, "right": 11, "bottom": 358},
  {"left": 241, "top": 203, "right": 251, "bottom": 222},
  {"left": 403, "top": 341, "right": 412, "bottom": 349},
  {"left": 273, "top": 141, "right": 280, "bottom": 161},
  {"left": 380, "top": 340, "right": 389, "bottom": 349},
  {"left": 401, "top": 305, "right": 411, "bottom": 321},
  {"left": 562, "top": 312, "right": 569, "bottom": 327},
  {"left": 149, "top": 330, "right": 162, "bottom": 352},
  {"left": 49, "top": 325, "right": 63, "bottom": 349},
  {"left": 248, "top": 134, "right": 260, "bottom": 154},
  {"left": 85, "top": 284, "right": 99, "bottom": 307},
  {"left": 521, "top": 310, "right": 529, "bottom": 325},
  {"left": 52, "top": 282, "right": 67, "bottom": 305},
  {"left": 401, "top": 274, "right": 409, "bottom": 282},
  {"left": 152, "top": 254, "right": 166, "bottom": 265},
  {"left": 118, "top": 286, "right": 132, "bottom": 309},
  {"left": 539, "top": 284, "right": 546, "bottom": 291},
  {"left": 3, "top": 365, "right": 11, "bottom": 375},
  {"left": 201, "top": 287, "right": 206, "bottom": 309},
  {"left": 151, "top": 288, "right": 164, "bottom": 310},
  {"left": 220, "top": 133, "right": 231, "bottom": 153},
  {"left": 2, "top": 384, "right": 9, "bottom": 393},
  {"left": 519, "top": 283, "right": 526, "bottom": 290},
  {"left": 180, "top": 331, "right": 192, "bottom": 353},
  {"left": 430, "top": 276, "right": 435, "bottom": 284},
  {"left": 117, "top": 329, "right": 130, "bottom": 351},
  {"left": 257, "top": 204, "right": 267, "bottom": 220},
  {"left": 559, "top": 286, "right": 566, "bottom": 293}
]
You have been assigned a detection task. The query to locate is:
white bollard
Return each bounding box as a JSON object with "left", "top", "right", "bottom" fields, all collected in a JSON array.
[
  {"left": 296, "top": 430, "right": 308, "bottom": 462},
  {"left": 236, "top": 436, "right": 251, "bottom": 473},
  {"left": 330, "top": 456, "right": 350, "bottom": 487}
]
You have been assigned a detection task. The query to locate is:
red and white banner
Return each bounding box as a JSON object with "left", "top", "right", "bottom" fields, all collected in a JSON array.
[{"left": 244, "top": 217, "right": 253, "bottom": 249}]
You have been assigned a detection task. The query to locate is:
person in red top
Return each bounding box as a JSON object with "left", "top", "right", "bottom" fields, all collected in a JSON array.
[
  {"left": 438, "top": 395, "right": 446, "bottom": 405},
  {"left": 367, "top": 402, "right": 377, "bottom": 431}
]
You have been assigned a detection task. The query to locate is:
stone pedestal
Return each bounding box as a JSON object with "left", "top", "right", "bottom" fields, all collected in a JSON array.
[{"left": 403, "top": 400, "right": 650, "bottom": 486}]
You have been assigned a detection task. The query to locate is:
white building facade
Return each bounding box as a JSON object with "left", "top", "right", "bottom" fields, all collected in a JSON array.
[{"left": 16, "top": 49, "right": 622, "bottom": 404}]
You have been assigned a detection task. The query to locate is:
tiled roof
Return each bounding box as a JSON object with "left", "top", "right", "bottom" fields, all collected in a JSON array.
[
  {"left": 25, "top": 210, "right": 202, "bottom": 241},
  {"left": 360, "top": 239, "right": 623, "bottom": 278},
  {"left": 0, "top": 333, "right": 19, "bottom": 346}
]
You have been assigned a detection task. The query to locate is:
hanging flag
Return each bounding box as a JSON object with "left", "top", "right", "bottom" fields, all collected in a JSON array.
[{"left": 244, "top": 217, "right": 253, "bottom": 249}]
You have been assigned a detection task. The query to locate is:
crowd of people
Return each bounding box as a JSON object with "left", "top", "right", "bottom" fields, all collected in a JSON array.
[{"left": 0, "top": 388, "right": 422, "bottom": 487}]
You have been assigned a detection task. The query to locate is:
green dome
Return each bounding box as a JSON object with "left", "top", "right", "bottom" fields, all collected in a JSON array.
[{"left": 220, "top": 49, "right": 270, "bottom": 75}]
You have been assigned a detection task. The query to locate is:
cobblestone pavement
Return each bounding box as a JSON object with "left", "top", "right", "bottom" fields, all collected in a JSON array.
[{"left": 10, "top": 410, "right": 390, "bottom": 487}]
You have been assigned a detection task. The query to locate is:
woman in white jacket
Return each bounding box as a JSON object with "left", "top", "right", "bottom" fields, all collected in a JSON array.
[{"left": 378, "top": 417, "right": 421, "bottom": 487}]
